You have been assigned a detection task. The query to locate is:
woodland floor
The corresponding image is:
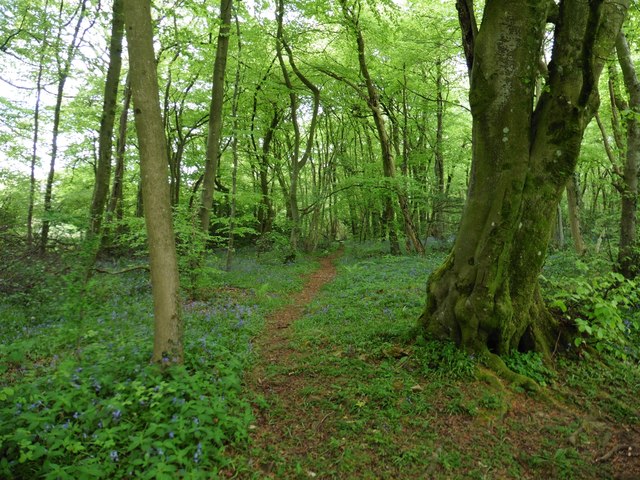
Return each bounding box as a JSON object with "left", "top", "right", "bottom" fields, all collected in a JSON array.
[{"left": 224, "top": 248, "right": 640, "bottom": 480}]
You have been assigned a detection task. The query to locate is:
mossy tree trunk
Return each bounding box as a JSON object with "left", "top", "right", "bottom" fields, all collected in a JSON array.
[{"left": 419, "top": 0, "right": 628, "bottom": 363}]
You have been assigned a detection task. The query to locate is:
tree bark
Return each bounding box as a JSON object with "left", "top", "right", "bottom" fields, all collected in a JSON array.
[
  {"left": 419, "top": 0, "right": 628, "bottom": 374},
  {"left": 124, "top": 0, "right": 183, "bottom": 364},
  {"left": 199, "top": 0, "right": 233, "bottom": 234}
]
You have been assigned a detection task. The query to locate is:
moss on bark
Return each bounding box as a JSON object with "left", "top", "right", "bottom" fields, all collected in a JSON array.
[{"left": 419, "top": 0, "right": 628, "bottom": 379}]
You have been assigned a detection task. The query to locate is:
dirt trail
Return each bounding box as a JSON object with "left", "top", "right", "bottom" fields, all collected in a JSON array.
[
  {"left": 243, "top": 249, "right": 343, "bottom": 476},
  {"left": 234, "top": 249, "right": 640, "bottom": 479}
]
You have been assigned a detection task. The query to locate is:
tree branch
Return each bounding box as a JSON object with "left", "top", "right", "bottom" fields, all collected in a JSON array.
[{"left": 455, "top": 0, "right": 477, "bottom": 74}]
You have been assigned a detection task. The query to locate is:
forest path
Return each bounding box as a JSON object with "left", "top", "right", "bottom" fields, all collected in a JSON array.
[{"left": 241, "top": 248, "right": 343, "bottom": 477}]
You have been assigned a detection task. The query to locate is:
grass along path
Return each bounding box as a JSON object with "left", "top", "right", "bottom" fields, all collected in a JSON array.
[{"left": 227, "top": 246, "right": 640, "bottom": 479}]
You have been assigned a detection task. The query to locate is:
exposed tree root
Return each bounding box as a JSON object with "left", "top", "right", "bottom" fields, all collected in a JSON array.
[{"left": 481, "top": 350, "right": 539, "bottom": 392}]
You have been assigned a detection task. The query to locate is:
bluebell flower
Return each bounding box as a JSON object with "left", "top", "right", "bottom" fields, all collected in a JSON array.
[
  {"left": 193, "top": 442, "right": 202, "bottom": 463},
  {"left": 169, "top": 431, "right": 175, "bottom": 439},
  {"left": 110, "top": 450, "right": 119, "bottom": 462},
  {"left": 112, "top": 409, "right": 122, "bottom": 421}
]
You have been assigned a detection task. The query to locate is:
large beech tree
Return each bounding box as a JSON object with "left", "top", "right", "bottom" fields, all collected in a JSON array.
[
  {"left": 124, "top": 0, "right": 183, "bottom": 363},
  {"left": 419, "top": 0, "right": 628, "bottom": 377}
]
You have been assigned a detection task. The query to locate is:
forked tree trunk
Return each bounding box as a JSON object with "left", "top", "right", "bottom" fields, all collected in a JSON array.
[
  {"left": 419, "top": 0, "right": 627, "bottom": 372},
  {"left": 89, "top": 0, "right": 124, "bottom": 237},
  {"left": 275, "top": 0, "right": 321, "bottom": 252},
  {"left": 124, "top": 0, "right": 183, "bottom": 364}
]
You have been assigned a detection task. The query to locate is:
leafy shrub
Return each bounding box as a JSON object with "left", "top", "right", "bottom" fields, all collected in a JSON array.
[
  {"left": 543, "top": 271, "right": 640, "bottom": 359},
  {"left": 255, "top": 231, "right": 296, "bottom": 264}
]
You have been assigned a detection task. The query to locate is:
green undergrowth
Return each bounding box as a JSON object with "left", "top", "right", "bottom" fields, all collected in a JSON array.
[
  {"left": 231, "top": 241, "right": 638, "bottom": 479},
  {"left": 0, "top": 249, "right": 317, "bottom": 479}
]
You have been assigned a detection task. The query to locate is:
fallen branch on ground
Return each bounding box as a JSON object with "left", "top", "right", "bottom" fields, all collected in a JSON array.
[
  {"left": 595, "top": 445, "right": 635, "bottom": 463},
  {"left": 93, "top": 265, "right": 150, "bottom": 274}
]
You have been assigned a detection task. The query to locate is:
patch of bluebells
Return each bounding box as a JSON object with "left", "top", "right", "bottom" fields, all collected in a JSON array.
[{"left": 0, "top": 249, "right": 301, "bottom": 477}]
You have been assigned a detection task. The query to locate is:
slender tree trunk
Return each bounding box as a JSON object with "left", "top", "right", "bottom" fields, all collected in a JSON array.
[
  {"left": 430, "top": 59, "right": 446, "bottom": 239},
  {"left": 339, "top": 0, "right": 423, "bottom": 255},
  {"left": 553, "top": 204, "right": 565, "bottom": 249},
  {"left": 124, "top": 0, "right": 183, "bottom": 363},
  {"left": 40, "top": 0, "right": 88, "bottom": 253},
  {"left": 135, "top": 181, "right": 144, "bottom": 218},
  {"left": 419, "top": 0, "right": 627, "bottom": 376},
  {"left": 100, "top": 74, "right": 131, "bottom": 251},
  {"left": 28, "top": 59, "right": 45, "bottom": 248},
  {"left": 107, "top": 73, "right": 131, "bottom": 222},
  {"left": 275, "top": 0, "right": 321, "bottom": 252},
  {"left": 226, "top": 11, "right": 242, "bottom": 271},
  {"left": 89, "top": 0, "right": 124, "bottom": 237},
  {"left": 566, "top": 174, "right": 586, "bottom": 255},
  {"left": 256, "top": 110, "right": 279, "bottom": 234},
  {"left": 199, "top": 0, "right": 233, "bottom": 234},
  {"left": 614, "top": 32, "right": 640, "bottom": 278}
]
